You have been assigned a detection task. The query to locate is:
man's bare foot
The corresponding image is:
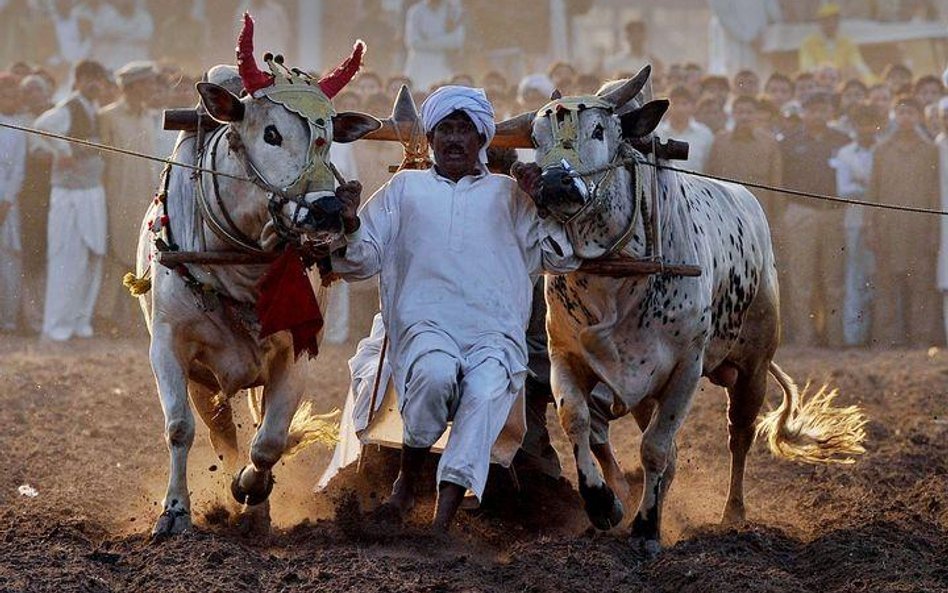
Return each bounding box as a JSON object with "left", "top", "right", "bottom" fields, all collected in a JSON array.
[{"left": 432, "top": 482, "right": 466, "bottom": 533}]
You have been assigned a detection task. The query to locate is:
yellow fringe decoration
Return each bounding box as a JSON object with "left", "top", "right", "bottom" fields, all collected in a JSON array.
[
  {"left": 122, "top": 271, "right": 152, "bottom": 296},
  {"left": 282, "top": 402, "right": 341, "bottom": 457}
]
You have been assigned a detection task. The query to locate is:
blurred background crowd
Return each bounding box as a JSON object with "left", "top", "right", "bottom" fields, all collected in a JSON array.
[{"left": 1, "top": 0, "right": 948, "bottom": 350}]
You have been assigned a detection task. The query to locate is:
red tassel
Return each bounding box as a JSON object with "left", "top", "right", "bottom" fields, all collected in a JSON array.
[
  {"left": 237, "top": 12, "right": 275, "bottom": 95},
  {"left": 256, "top": 245, "right": 323, "bottom": 359},
  {"left": 317, "top": 40, "right": 365, "bottom": 99}
]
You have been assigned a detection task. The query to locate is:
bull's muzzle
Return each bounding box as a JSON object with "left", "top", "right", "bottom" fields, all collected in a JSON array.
[
  {"left": 300, "top": 192, "right": 344, "bottom": 236},
  {"left": 539, "top": 165, "right": 585, "bottom": 218}
]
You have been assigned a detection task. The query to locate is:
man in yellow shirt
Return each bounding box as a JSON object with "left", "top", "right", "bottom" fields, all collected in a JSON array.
[{"left": 799, "top": 3, "right": 874, "bottom": 82}]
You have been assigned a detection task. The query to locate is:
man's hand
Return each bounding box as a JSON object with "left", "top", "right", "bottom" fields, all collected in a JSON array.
[
  {"left": 336, "top": 180, "right": 362, "bottom": 234},
  {"left": 511, "top": 162, "right": 542, "bottom": 201}
]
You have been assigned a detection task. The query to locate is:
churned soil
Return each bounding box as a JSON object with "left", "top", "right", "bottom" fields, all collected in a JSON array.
[{"left": 0, "top": 335, "right": 945, "bottom": 592}]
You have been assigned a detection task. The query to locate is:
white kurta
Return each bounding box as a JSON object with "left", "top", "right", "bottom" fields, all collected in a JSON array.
[
  {"left": 403, "top": 0, "right": 464, "bottom": 91},
  {"left": 655, "top": 118, "right": 715, "bottom": 173},
  {"left": 332, "top": 167, "right": 577, "bottom": 497},
  {"left": 0, "top": 113, "right": 27, "bottom": 330},
  {"left": 708, "top": 0, "right": 781, "bottom": 76},
  {"left": 33, "top": 96, "right": 107, "bottom": 341}
]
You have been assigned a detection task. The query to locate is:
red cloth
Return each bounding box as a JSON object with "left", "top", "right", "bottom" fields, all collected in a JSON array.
[{"left": 256, "top": 245, "right": 322, "bottom": 359}]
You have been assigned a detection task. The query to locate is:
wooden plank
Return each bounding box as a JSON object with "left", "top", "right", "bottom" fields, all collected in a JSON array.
[
  {"left": 579, "top": 258, "right": 702, "bottom": 277},
  {"left": 155, "top": 250, "right": 277, "bottom": 266}
]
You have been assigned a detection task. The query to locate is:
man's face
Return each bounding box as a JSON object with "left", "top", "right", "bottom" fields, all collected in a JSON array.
[
  {"left": 803, "top": 102, "right": 833, "bottom": 129},
  {"left": 894, "top": 104, "right": 920, "bottom": 132},
  {"left": 917, "top": 83, "right": 942, "bottom": 107},
  {"left": 854, "top": 120, "right": 877, "bottom": 144},
  {"left": 732, "top": 101, "right": 757, "bottom": 129},
  {"left": 841, "top": 85, "right": 866, "bottom": 111},
  {"left": 734, "top": 73, "right": 759, "bottom": 97},
  {"left": 765, "top": 79, "right": 793, "bottom": 107},
  {"left": 428, "top": 111, "right": 483, "bottom": 179},
  {"left": 670, "top": 97, "right": 696, "bottom": 122},
  {"left": 0, "top": 86, "right": 19, "bottom": 114},
  {"left": 869, "top": 87, "right": 892, "bottom": 111},
  {"left": 886, "top": 70, "right": 911, "bottom": 92},
  {"left": 795, "top": 77, "right": 816, "bottom": 100},
  {"left": 819, "top": 15, "right": 840, "bottom": 38},
  {"left": 78, "top": 75, "right": 106, "bottom": 103}
]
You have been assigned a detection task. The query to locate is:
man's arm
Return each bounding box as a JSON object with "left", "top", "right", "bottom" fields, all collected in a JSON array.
[
  {"left": 33, "top": 104, "right": 72, "bottom": 161},
  {"left": 331, "top": 178, "right": 396, "bottom": 281}
]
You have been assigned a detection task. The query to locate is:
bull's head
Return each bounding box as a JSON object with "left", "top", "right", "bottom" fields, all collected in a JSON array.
[
  {"left": 195, "top": 13, "right": 380, "bottom": 246},
  {"left": 497, "top": 66, "right": 669, "bottom": 226}
]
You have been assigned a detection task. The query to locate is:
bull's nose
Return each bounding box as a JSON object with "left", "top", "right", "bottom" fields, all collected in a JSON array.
[
  {"left": 311, "top": 194, "right": 342, "bottom": 214},
  {"left": 540, "top": 167, "right": 575, "bottom": 189}
]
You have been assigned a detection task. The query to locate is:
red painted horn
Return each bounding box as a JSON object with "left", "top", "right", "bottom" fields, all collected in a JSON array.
[
  {"left": 236, "top": 12, "right": 274, "bottom": 95},
  {"left": 317, "top": 40, "right": 365, "bottom": 99}
]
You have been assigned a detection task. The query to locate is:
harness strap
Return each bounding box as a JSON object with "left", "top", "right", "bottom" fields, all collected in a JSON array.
[{"left": 195, "top": 128, "right": 269, "bottom": 255}]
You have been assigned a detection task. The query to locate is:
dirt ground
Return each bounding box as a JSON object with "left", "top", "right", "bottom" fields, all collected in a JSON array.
[{"left": 0, "top": 335, "right": 946, "bottom": 593}]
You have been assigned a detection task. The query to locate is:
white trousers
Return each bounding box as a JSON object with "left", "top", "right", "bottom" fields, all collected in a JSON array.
[
  {"left": 401, "top": 351, "right": 516, "bottom": 500},
  {"left": 42, "top": 186, "right": 106, "bottom": 341},
  {"left": 0, "top": 247, "right": 21, "bottom": 331}
]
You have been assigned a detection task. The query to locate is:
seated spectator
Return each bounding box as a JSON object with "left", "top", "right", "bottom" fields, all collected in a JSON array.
[
  {"left": 656, "top": 86, "right": 715, "bottom": 171},
  {"left": 867, "top": 95, "right": 940, "bottom": 346},
  {"left": 799, "top": 3, "right": 874, "bottom": 82}
]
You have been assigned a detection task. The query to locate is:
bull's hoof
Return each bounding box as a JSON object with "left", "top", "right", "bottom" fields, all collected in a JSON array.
[
  {"left": 580, "top": 482, "right": 624, "bottom": 531},
  {"left": 151, "top": 507, "right": 192, "bottom": 540},
  {"left": 631, "top": 536, "right": 662, "bottom": 560},
  {"left": 230, "top": 466, "right": 275, "bottom": 507},
  {"left": 234, "top": 500, "right": 271, "bottom": 537}
]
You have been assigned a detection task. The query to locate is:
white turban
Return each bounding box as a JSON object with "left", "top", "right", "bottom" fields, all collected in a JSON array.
[{"left": 421, "top": 85, "right": 496, "bottom": 165}]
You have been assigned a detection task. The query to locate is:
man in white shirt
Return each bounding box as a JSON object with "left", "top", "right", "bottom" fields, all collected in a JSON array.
[
  {"left": 0, "top": 73, "right": 27, "bottom": 332},
  {"left": 832, "top": 104, "right": 879, "bottom": 346},
  {"left": 89, "top": 0, "right": 153, "bottom": 71},
  {"left": 33, "top": 60, "right": 111, "bottom": 341},
  {"left": 708, "top": 0, "right": 781, "bottom": 76},
  {"left": 403, "top": 0, "right": 464, "bottom": 91},
  {"left": 655, "top": 86, "right": 715, "bottom": 173},
  {"left": 332, "top": 86, "right": 578, "bottom": 531}
]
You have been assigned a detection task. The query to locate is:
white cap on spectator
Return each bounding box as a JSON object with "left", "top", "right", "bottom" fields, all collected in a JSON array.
[
  {"left": 517, "top": 73, "right": 555, "bottom": 103},
  {"left": 115, "top": 61, "right": 158, "bottom": 87}
]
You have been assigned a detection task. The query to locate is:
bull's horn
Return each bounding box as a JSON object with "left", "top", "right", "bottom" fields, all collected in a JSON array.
[
  {"left": 492, "top": 110, "right": 535, "bottom": 149},
  {"left": 236, "top": 12, "right": 275, "bottom": 95},
  {"left": 598, "top": 64, "right": 651, "bottom": 107},
  {"left": 318, "top": 40, "right": 365, "bottom": 99}
]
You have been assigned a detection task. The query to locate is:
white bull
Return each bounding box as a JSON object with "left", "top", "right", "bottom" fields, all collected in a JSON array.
[
  {"left": 135, "top": 15, "right": 379, "bottom": 537},
  {"left": 503, "top": 67, "right": 867, "bottom": 555}
]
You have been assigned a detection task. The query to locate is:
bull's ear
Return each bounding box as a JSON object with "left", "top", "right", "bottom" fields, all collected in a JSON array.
[
  {"left": 620, "top": 99, "right": 669, "bottom": 138},
  {"left": 196, "top": 82, "right": 244, "bottom": 123},
  {"left": 333, "top": 112, "right": 382, "bottom": 143}
]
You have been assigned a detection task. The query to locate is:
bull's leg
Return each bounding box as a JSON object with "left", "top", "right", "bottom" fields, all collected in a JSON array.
[
  {"left": 231, "top": 353, "right": 301, "bottom": 533},
  {"left": 150, "top": 325, "right": 195, "bottom": 538},
  {"left": 631, "top": 363, "right": 700, "bottom": 557},
  {"left": 188, "top": 381, "right": 239, "bottom": 471},
  {"left": 722, "top": 364, "right": 768, "bottom": 525},
  {"left": 552, "top": 362, "right": 623, "bottom": 530}
]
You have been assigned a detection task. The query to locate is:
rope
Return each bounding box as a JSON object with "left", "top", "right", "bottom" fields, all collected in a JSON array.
[
  {"left": 572, "top": 155, "right": 948, "bottom": 217},
  {"left": 5, "top": 118, "right": 947, "bottom": 217},
  {"left": 0, "top": 120, "right": 255, "bottom": 184}
]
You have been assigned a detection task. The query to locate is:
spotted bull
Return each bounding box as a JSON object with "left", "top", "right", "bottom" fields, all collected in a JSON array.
[{"left": 503, "top": 66, "right": 867, "bottom": 555}]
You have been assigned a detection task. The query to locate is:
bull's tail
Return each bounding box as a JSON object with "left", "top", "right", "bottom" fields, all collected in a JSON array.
[
  {"left": 757, "top": 362, "right": 867, "bottom": 464},
  {"left": 247, "top": 387, "right": 340, "bottom": 458}
]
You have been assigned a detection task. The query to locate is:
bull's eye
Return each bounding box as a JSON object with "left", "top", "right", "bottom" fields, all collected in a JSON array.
[
  {"left": 591, "top": 124, "right": 605, "bottom": 141},
  {"left": 263, "top": 125, "right": 283, "bottom": 146}
]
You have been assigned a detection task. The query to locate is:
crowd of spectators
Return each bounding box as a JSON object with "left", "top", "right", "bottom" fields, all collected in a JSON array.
[{"left": 0, "top": 0, "right": 947, "bottom": 350}]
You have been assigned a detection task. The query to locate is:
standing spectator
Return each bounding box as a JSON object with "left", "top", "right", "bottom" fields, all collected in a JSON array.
[
  {"left": 832, "top": 104, "right": 880, "bottom": 346},
  {"left": 763, "top": 72, "right": 794, "bottom": 109},
  {"left": 350, "top": 0, "right": 400, "bottom": 77},
  {"left": 602, "top": 20, "right": 661, "bottom": 78},
  {"left": 833, "top": 78, "right": 868, "bottom": 135},
  {"left": 695, "top": 95, "right": 728, "bottom": 134},
  {"left": 44, "top": 0, "right": 92, "bottom": 90},
  {"left": 779, "top": 92, "right": 850, "bottom": 346},
  {"left": 18, "top": 73, "right": 55, "bottom": 333},
  {"left": 937, "top": 98, "right": 948, "bottom": 343},
  {"left": 867, "top": 82, "right": 893, "bottom": 115},
  {"left": 732, "top": 69, "right": 760, "bottom": 98},
  {"left": 707, "top": 96, "right": 783, "bottom": 226},
  {"left": 882, "top": 64, "right": 913, "bottom": 93},
  {"left": 33, "top": 60, "right": 110, "bottom": 341},
  {"left": 356, "top": 70, "right": 384, "bottom": 99},
  {"left": 799, "top": 3, "right": 873, "bottom": 82},
  {"left": 867, "top": 96, "right": 940, "bottom": 347},
  {"left": 707, "top": 0, "right": 781, "bottom": 76},
  {"left": 548, "top": 62, "right": 576, "bottom": 96},
  {"left": 700, "top": 74, "right": 731, "bottom": 109},
  {"left": 97, "top": 61, "right": 159, "bottom": 334},
  {"left": 915, "top": 74, "right": 944, "bottom": 109},
  {"left": 683, "top": 63, "right": 704, "bottom": 98},
  {"left": 403, "top": 0, "right": 464, "bottom": 91},
  {"left": 0, "top": 73, "right": 27, "bottom": 333},
  {"left": 89, "top": 0, "right": 154, "bottom": 71},
  {"left": 655, "top": 86, "right": 715, "bottom": 172}
]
